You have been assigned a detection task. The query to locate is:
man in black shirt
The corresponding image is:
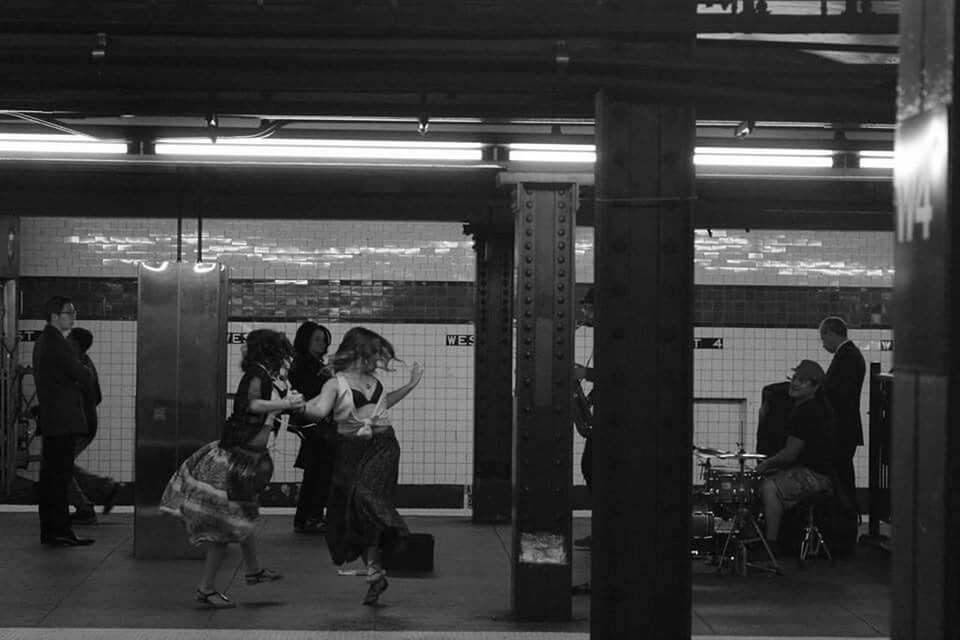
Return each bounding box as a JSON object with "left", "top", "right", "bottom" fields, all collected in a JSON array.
[{"left": 756, "top": 359, "right": 835, "bottom": 554}]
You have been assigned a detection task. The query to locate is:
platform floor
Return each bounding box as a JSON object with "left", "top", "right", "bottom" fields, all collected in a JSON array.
[{"left": 0, "top": 512, "right": 890, "bottom": 639}]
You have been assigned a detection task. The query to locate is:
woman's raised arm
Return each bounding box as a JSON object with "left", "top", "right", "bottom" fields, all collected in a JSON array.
[{"left": 385, "top": 362, "right": 424, "bottom": 409}]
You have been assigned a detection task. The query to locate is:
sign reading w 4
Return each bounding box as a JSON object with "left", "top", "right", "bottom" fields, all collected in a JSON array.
[{"left": 896, "top": 113, "right": 947, "bottom": 244}]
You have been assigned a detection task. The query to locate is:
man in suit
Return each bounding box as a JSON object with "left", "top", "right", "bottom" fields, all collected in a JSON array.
[
  {"left": 34, "top": 296, "right": 94, "bottom": 546},
  {"left": 819, "top": 316, "right": 866, "bottom": 504}
]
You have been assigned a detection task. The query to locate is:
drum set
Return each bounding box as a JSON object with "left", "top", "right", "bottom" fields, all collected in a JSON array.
[{"left": 692, "top": 444, "right": 782, "bottom": 575}]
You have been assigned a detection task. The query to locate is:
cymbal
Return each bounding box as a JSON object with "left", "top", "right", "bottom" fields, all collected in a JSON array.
[
  {"left": 716, "top": 452, "right": 768, "bottom": 460},
  {"left": 692, "top": 446, "right": 732, "bottom": 457}
]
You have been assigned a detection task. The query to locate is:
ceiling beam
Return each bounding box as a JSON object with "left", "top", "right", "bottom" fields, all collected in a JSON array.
[
  {"left": 0, "top": 161, "right": 893, "bottom": 230},
  {"left": 0, "top": 6, "right": 897, "bottom": 37}
]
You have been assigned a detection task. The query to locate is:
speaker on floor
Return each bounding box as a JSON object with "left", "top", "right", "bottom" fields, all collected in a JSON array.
[{"left": 383, "top": 532, "right": 434, "bottom": 573}]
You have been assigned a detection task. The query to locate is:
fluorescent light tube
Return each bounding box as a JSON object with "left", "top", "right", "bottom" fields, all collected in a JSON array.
[
  {"left": 859, "top": 150, "right": 894, "bottom": 169},
  {"left": 0, "top": 134, "right": 127, "bottom": 154},
  {"left": 508, "top": 143, "right": 595, "bottom": 163},
  {"left": 154, "top": 138, "right": 484, "bottom": 161}
]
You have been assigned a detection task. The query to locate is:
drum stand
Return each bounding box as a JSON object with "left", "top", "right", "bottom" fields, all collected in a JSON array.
[
  {"left": 716, "top": 452, "right": 781, "bottom": 576},
  {"left": 716, "top": 502, "right": 781, "bottom": 575}
]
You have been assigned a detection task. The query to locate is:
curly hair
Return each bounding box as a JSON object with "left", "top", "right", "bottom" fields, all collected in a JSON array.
[
  {"left": 329, "top": 327, "right": 398, "bottom": 373},
  {"left": 241, "top": 328, "right": 294, "bottom": 375}
]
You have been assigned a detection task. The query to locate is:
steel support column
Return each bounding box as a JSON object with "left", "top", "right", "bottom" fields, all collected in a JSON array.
[
  {"left": 468, "top": 221, "right": 515, "bottom": 524},
  {"left": 891, "top": 1, "right": 960, "bottom": 636},
  {"left": 134, "top": 262, "right": 229, "bottom": 559},
  {"left": 591, "top": 92, "right": 695, "bottom": 638},
  {"left": 511, "top": 183, "right": 576, "bottom": 621}
]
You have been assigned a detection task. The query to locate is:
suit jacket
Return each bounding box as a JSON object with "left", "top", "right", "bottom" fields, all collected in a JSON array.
[
  {"left": 32, "top": 324, "right": 90, "bottom": 437},
  {"left": 823, "top": 340, "right": 866, "bottom": 455}
]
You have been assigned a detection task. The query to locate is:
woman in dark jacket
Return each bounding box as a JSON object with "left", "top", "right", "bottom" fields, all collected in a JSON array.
[{"left": 288, "top": 321, "right": 338, "bottom": 534}]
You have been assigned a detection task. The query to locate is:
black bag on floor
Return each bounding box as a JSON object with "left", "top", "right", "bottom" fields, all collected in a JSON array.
[{"left": 383, "top": 533, "right": 435, "bottom": 572}]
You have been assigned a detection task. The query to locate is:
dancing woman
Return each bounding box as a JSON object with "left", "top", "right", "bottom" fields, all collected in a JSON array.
[
  {"left": 160, "top": 329, "right": 304, "bottom": 608},
  {"left": 302, "top": 327, "right": 424, "bottom": 605}
]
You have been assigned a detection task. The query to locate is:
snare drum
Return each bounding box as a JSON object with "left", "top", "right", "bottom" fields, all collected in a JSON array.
[{"left": 705, "top": 469, "right": 762, "bottom": 504}]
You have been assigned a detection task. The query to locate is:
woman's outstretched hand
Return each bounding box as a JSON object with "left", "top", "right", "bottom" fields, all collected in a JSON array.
[
  {"left": 286, "top": 391, "right": 305, "bottom": 411},
  {"left": 409, "top": 362, "right": 425, "bottom": 387}
]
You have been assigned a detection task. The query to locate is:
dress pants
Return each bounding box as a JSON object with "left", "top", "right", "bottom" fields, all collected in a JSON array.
[
  {"left": 39, "top": 435, "right": 76, "bottom": 538},
  {"left": 295, "top": 437, "right": 339, "bottom": 525}
]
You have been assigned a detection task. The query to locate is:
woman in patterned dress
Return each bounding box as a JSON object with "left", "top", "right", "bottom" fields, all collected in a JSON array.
[
  {"left": 160, "top": 328, "right": 304, "bottom": 608},
  {"left": 302, "top": 327, "right": 424, "bottom": 605}
]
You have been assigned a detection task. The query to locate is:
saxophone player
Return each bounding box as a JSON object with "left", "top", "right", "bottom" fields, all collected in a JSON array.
[{"left": 573, "top": 287, "right": 595, "bottom": 551}]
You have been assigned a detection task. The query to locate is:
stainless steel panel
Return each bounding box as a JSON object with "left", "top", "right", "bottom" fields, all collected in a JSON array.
[
  {"left": 1, "top": 279, "right": 17, "bottom": 496},
  {"left": 134, "top": 262, "right": 228, "bottom": 559}
]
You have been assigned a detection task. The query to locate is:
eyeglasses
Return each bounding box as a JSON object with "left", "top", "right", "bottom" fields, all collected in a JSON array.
[{"left": 59, "top": 308, "right": 78, "bottom": 317}]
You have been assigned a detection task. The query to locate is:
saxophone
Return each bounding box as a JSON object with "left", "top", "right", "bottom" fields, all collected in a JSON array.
[
  {"left": 573, "top": 382, "right": 594, "bottom": 438},
  {"left": 572, "top": 319, "right": 594, "bottom": 438}
]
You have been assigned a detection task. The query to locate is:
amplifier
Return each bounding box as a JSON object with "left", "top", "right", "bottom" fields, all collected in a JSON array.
[{"left": 383, "top": 532, "right": 434, "bottom": 573}]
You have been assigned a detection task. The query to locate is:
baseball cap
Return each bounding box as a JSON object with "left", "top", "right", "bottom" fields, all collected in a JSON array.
[{"left": 791, "top": 359, "right": 825, "bottom": 384}]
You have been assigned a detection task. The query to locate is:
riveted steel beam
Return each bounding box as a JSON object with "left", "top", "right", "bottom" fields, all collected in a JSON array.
[
  {"left": 511, "top": 182, "right": 576, "bottom": 622},
  {"left": 591, "top": 89, "right": 695, "bottom": 637},
  {"left": 468, "top": 219, "right": 515, "bottom": 524}
]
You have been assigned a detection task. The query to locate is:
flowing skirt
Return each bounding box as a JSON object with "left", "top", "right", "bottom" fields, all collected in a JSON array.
[
  {"left": 325, "top": 428, "right": 409, "bottom": 566},
  {"left": 159, "top": 441, "right": 273, "bottom": 546}
]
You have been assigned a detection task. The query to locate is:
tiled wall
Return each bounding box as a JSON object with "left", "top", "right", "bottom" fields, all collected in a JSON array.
[
  {"left": 13, "top": 217, "right": 894, "bottom": 499},
  {"left": 20, "top": 218, "right": 476, "bottom": 281}
]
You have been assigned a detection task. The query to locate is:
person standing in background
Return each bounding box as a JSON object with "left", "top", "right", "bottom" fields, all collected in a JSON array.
[
  {"left": 819, "top": 316, "right": 866, "bottom": 504},
  {"left": 33, "top": 296, "right": 94, "bottom": 546},
  {"left": 288, "top": 321, "right": 338, "bottom": 535},
  {"left": 66, "top": 327, "right": 120, "bottom": 525}
]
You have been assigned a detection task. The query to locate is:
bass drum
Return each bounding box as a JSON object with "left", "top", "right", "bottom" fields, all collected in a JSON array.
[{"left": 691, "top": 490, "right": 716, "bottom": 556}]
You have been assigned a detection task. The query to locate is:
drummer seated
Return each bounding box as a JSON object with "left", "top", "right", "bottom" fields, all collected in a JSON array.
[{"left": 755, "top": 360, "right": 836, "bottom": 554}]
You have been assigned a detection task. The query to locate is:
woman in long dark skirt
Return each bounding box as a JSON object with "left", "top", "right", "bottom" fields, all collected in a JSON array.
[
  {"left": 303, "top": 326, "right": 424, "bottom": 605},
  {"left": 288, "top": 321, "right": 338, "bottom": 534}
]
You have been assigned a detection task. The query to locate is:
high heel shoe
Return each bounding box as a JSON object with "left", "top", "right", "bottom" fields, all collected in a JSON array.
[
  {"left": 365, "top": 565, "right": 385, "bottom": 584},
  {"left": 362, "top": 575, "right": 389, "bottom": 605},
  {"left": 196, "top": 588, "right": 235, "bottom": 609}
]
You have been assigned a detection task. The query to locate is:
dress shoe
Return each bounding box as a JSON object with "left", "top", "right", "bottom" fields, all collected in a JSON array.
[
  {"left": 293, "top": 518, "right": 326, "bottom": 534},
  {"left": 42, "top": 532, "right": 94, "bottom": 547},
  {"left": 102, "top": 481, "right": 120, "bottom": 515}
]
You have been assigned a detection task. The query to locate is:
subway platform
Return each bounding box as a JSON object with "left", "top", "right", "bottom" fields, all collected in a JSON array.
[{"left": 0, "top": 511, "right": 889, "bottom": 639}]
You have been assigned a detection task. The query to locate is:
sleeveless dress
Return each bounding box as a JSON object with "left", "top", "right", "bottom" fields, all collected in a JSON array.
[
  {"left": 159, "top": 369, "right": 281, "bottom": 545},
  {"left": 325, "top": 374, "right": 410, "bottom": 565}
]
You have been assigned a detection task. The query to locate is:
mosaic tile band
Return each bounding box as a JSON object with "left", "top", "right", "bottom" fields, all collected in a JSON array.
[{"left": 20, "top": 277, "right": 892, "bottom": 328}]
